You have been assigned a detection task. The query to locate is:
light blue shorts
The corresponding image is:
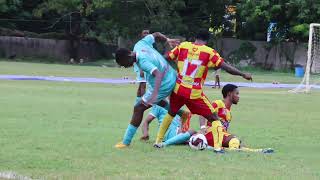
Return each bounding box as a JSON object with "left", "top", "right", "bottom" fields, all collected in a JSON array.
[{"left": 142, "top": 74, "right": 176, "bottom": 105}]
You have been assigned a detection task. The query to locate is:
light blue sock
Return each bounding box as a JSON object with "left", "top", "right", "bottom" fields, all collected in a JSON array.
[
  {"left": 122, "top": 124, "right": 138, "bottom": 145},
  {"left": 135, "top": 97, "right": 142, "bottom": 105},
  {"left": 163, "top": 132, "right": 191, "bottom": 147}
]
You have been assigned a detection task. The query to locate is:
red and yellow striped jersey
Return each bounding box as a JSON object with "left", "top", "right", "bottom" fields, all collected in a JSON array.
[
  {"left": 167, "top": 42, "right": 224, "bottom": 99},
  {"left": 207, "top": 100, "right": 232, "bottom": 130}
]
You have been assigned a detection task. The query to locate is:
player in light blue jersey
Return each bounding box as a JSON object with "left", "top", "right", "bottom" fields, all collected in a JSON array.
[
  {"left": 132, "top": 29, "right": 150, "bottom": 105},
  {"left": 140, "top": 105, "right": 195, "bottom": 147},
  {"left": 114, "top": 32, "right": 181, "bottom": 148}
]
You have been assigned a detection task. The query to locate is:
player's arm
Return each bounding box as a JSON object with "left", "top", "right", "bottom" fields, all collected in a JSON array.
[
  {"left": 145, "top": 69, "right": 163, "bottom": 105},
  {"left": 152, "top": 32, "right": 180, "bottom": 48},
  {"left": 209, "top": 50, "right": 252, "bottom": 81},
  {"left": 140, "top": 114, "right": 156, "bottom": 141},
  {"left": 139, "top": 69, "right": 144, "bottom": 79},
  {"left": 199, "top": 116, "right": 207, "bottom": 134},
  {"left": 220, "top": 62, "right": 252, "bottom": 81}
]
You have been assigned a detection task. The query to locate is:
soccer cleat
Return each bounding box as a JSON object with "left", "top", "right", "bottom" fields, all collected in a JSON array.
[
  {"left": 153, "top": 143, "right": 164, "bottom": 148},
  {"left": 262, "top": 148, "right": 274, "bottom": 154},
  {"left": 213, "top": 147, "right": 225, "bottom": 154},
  {"left": 114, "top": 142, "right": 129, "bottom": 149}
]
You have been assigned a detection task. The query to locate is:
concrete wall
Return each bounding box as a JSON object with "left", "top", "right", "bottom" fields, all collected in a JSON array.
[
  {"left": 0, "top": 36, "right": 309, "bottom": 69},
  {"left": 0, "top": 36, "right": 117, "bottom": 62},
  {"left": 217, "top": 38, "right": 307, "bottom": 69}
]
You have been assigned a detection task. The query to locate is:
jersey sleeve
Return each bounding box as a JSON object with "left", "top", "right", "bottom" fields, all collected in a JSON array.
[
  {"left": 166, "top": 45, "right": 180, "bottom": 61},
  {"left": 138, "top": 57, "right": 158, "bottom": 75},
  {"left": 133, "top": 63, "right": 140, "bottom": 73},
  {"left": 141, "top": 34, "right": 155, "bottom": 47},
  {"left": 208, "top": 50, "right": 224, "bottom": 68}
]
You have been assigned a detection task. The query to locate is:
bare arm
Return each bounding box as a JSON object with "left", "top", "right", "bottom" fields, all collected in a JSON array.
[
  {"left": 220, "top": 62, "right": 252, "bottom": 81},
  {"left": 140, "top": 114, "right": 156, "bottom": 141},
  {"left": 152, "top": 32, "right": 180, "bottom": 48},
  {"left": 144, "top": 69, "right": 163, "bottom": 105},
  {"left": 152, "top": 32, "right": 169, "bottom": 42},
  {"left": 199, "top": 116, "right": 207, "bottom": 127},
  {"left": 199, "top": 116, "right": 207, "bottom": 134}
]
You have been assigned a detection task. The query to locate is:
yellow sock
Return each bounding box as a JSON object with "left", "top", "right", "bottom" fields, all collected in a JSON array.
[
  {"left": 155, "top": 114, "right": 174, "bottom": 144},
  {"left": 212, "top": 121, "right": 224, "bottom": 149}
]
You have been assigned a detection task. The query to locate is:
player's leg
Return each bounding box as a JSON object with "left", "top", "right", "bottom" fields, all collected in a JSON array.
[
  {"left": 115, "top": 90, "right": 152, "bottom": 148},
  {"left": 135, "top": 82, "right": 146, "bottom": 105},
  {"left": 155, "top": 92, "right": 185, "bottom": 144},
  {"left": 216, "top": 75, "right": 220, "bottom": 89},
  {"left": 204, "top": 121, "right": 225, "bottom": 149},
  {"left": 222, "top": 134, "right": 240, "bottom": 149},
  {"left": 163, "top": 129, "right": 196, "bottom": 147},
  {"left": 185, "top": 95, "right": 218, "bottom": 123},
  {"left": 185, "top": 95, "right": 225, "bottom": 152}
]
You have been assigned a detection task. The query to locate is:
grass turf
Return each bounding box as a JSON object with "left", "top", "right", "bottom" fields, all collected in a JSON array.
[{"left": 0, "top": 61, "right": 320, "bottom": 179}]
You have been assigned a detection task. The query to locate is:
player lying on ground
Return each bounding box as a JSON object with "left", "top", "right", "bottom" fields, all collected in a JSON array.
[
  {"left": 203, "top": 84, "right": 272, "bottom": 153},
  {"left": 154, "top": 30, "right": 252, "bottom": 150},
  {"left": 114, "top": 32, "right": 188, "bottom": 148},
  {"left": 157, "top": 84, "right": 273, "bottom": 153},
  {"left": 140, "top": 104, "right": 192, "bottom": 143}
]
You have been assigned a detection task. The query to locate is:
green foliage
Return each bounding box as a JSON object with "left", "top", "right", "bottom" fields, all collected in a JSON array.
[
  {"left": 236, "top": 0, "right": 320, "bottom": 42},
  {"left": 1, "top": 0, "right": 319, "bottom": 42}
]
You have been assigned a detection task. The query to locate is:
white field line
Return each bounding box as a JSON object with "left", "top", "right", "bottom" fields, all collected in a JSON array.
[{"left": 0, "top": 171, "right": 32, "bottom": 180}]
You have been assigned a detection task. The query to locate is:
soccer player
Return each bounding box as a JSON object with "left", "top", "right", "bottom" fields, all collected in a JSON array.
[
  {"left": 158, "top": 84, "right": 273, "bottom": 153},
  {"left": 140, "top": 105, "right": 192, "bottom": 143},
  {"left": 204, "top": 84, "right": 273, "bottom": 153},
  {"left": 212, "top": 69, "right": 221, "bottom": 89},
  {"left": 154, "top": 30, "right": 252, "bottom": 148},
  {"left": 114, "top": 32, "right": 180, "bottom": 148},
  {"left": 133, "top": 29, "right": 150, "bottom": 105}
]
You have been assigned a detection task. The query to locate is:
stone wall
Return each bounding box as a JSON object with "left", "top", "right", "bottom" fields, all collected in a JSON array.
[{"left": 0, "top": 36, "right": 117, "bottom": 62}]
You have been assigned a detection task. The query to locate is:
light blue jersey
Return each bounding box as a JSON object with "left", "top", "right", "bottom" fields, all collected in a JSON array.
[
  {"left": 149, "top": 105, "right": 181, "bottom": 141},
  {"left": 133, "top": 63, "right": 146, "bottom": 82},
  {"left": 133, "top": 34, "right": 177, "bottom": 104}
]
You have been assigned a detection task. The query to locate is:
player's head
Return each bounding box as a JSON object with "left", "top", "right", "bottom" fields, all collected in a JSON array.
[
  {"left": 195, "top": 29, "right": 211, "bottom": 43},
  {"left": 222, "top": 84, "right": 239, "bottom": 104},
  {"left": 115, "top": 48, "right": 135, "bottom": 68},
  {"left": 141, "top": 29, "right": 150, "bottom": 38}
]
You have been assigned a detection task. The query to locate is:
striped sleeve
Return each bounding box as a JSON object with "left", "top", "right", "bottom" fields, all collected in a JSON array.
[
  {"left": 208, "top": 50, "right": 224, "bottom": 68},
  {"left": 167, "top": 45, "right": 180, "bottom": 61}
]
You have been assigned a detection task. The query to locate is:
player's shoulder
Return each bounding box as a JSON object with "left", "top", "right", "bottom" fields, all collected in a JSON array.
[
  {"left": 179, "top": 41, "right": 192, "bottom": 48},
  {"left": 213, "top": 99, "right": 225, "bottom": 108},
  {"left": 200, "top": 45, "right": 216, "bottom": 54}
]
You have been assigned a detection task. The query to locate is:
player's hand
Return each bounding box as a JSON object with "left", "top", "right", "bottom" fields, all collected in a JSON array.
[
  {"left": 199, "top": 127, "right": 207, "bottom": 135},
  {"left": 166, "top": 38, "right": 180, "bottom": 48},
  {"left": 145, "top": 96, "right": 157, "bottom": 105},
  {"left": 242, "top": 73, "right": 253, "bottom": 81},
  {"left": 140, "top": 135, "right": 149, "bottom": 141}
]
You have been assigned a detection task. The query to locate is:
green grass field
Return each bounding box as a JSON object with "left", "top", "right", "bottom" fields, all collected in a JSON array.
[{"left": 0, "top": 61, "right": 320, "bottom": 179}]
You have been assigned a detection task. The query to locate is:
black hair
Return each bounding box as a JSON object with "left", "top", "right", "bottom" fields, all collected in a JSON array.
[
  {"left": 222, "top": 84, "right": 238, "bottom": 98},
  {"left": 195, "top": 29, "right": 211, "bottom": 41},
  {"left": 115, "top": 48, "right": 131, "bottom": 66}
]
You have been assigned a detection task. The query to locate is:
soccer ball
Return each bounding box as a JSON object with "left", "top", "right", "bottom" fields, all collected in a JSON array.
[{"left": 189, "top": 134, "right": 208, "bottom": 150}]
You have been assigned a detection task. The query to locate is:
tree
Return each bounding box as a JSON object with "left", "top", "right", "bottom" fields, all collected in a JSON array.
[{"left": 33, "top": 0, "right": 112, "bottom": 62}]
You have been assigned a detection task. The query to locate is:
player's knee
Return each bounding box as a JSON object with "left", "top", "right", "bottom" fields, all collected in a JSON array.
[
  {"left": 134, "top": 103, "right": 148, "bottom": 113},
  {"left": 204, "top": 113, "right": 218, "bottom": 122},
  {"left": 168, "top": 110, "right": 177, "bottom": 117},
  {"left": 228, "top": 138, "right": 241, "bottom": 149}
]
